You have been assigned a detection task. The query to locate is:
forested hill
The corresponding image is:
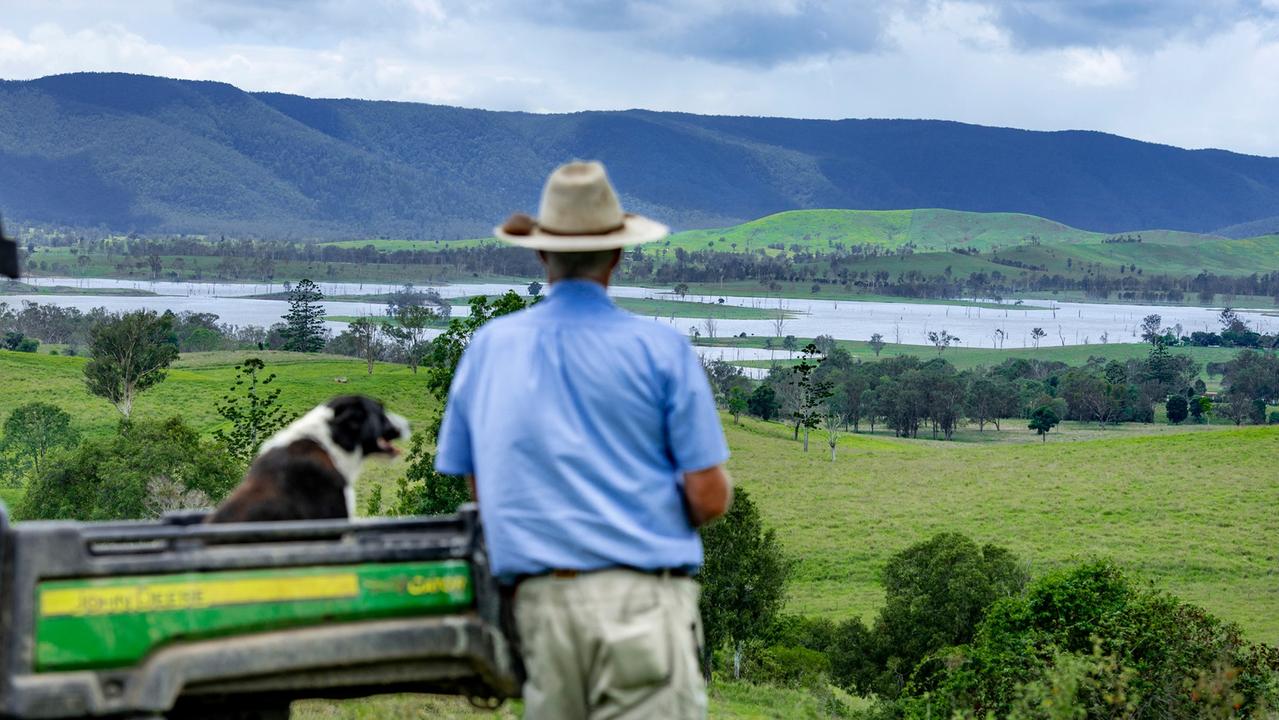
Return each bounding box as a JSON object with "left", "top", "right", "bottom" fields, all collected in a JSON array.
[{"left": 5, "top": 72, "right": 1279, "bottom": 239}]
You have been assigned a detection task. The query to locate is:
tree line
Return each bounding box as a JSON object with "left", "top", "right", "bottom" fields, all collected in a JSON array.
[{"left": 26, "top": 233, "right": 1279, "bottom": 305}]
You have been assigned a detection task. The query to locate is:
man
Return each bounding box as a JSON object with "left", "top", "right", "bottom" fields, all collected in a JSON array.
[{"left": 435, "top": 161, "right": 732, "bottom": 719}]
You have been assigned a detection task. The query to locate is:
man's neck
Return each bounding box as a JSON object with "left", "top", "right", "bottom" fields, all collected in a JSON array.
[{"left": 548, "top": 274, "right": 610, "bottom": 289}]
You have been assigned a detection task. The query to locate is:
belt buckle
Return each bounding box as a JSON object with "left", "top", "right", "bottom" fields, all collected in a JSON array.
[{"left": 551, "top": 569, "right": 579, "bottom": 579}]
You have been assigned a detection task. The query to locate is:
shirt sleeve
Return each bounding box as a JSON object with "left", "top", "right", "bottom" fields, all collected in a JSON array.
[
  {"left": 664, "top": 340, "right": 731, "bottom": 474},
  {"left": 434, "top": 345, "right": 476, "bottom": 476}
]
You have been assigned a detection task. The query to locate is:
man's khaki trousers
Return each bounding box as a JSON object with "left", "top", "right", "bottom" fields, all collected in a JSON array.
[{"left": 514, "top": 569, "right": 707, "bottom": 719}]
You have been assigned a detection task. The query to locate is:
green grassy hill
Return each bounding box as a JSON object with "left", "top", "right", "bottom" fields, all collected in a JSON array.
[{"left": 662, "top": 208, "right": 1229, "bottom": 254}]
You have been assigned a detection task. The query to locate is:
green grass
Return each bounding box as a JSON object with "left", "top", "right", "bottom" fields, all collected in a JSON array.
[
  {"left": 0, "top": 349, "right": 435, "bottom": 510},
  {"left": 3, "top": 349, "right": 1277, "bottom": 713},
  {"left": 664, "top": 209, "right": 1100, "bottom": 254},
  {"left": 724, "top": 416, "right": 1279, "bottom": 644},
  {"left": 0, "top": 281, "right": 156, "bottom": 296},
  {"left": 615, "top": 298, "right": 791, "bottom": 320},
  {"left": 291, "top": 680, "right": 856, "bottom": 719}
]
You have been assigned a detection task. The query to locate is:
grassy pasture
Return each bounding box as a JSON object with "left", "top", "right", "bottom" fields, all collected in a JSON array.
[
  {"left": 3, "top": 349, "right": 1275, "bottom": 642},
  {"left": 292, "top": 679, "right": 858, "bottom": 719},
  {"left": 663, "top": 208, "right": 1102, "bottom": 254},
  {"left": 725, "top": 416, "right": 1279, "bottom": 644},
  {"left": 2, "top": 349, "right": 1277, "bottom": 715}
]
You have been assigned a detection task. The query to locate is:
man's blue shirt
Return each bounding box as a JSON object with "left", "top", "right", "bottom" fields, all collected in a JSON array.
[{"left": 435, "top": 279, "right": 730, "bottom": 581}]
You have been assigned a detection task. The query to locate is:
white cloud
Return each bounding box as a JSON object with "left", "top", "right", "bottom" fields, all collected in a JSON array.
[{"left": 1059, "top": 47, "right": 1131, "bottom": 87}]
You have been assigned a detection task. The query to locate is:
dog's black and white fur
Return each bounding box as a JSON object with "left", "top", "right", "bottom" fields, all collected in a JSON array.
[{"left": 206, "top": 395, "right": 410, "bottom": 523}]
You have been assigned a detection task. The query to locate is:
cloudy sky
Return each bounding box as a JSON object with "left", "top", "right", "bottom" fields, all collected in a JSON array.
[{"left": 3, "top": 1, "right": 1279, "bottom": 155}]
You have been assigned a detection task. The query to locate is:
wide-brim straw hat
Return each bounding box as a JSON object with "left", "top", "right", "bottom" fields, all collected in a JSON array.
[{"left": 495, "top": 161, "right": 669, "bottom": 251}]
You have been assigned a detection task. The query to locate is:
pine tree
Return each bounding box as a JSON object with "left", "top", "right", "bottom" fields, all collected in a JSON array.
[{"left": 281, "top": 279, "right": 327, "bottom": 352}]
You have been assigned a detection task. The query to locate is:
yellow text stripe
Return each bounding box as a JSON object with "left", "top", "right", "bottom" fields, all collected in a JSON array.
[{"left": 40, "top": 574, "right": 359, "bottom": 617}]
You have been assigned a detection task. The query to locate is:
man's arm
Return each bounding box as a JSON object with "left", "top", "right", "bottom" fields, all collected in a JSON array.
[
  {"left": 683, "top": 464, "right": 732, "bottom": 527},
  {"left": 467, "top": 474, "right": 477, "bottom": 501}
]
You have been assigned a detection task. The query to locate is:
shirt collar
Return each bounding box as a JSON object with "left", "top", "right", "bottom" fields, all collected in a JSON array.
[{"left": 547, "top": 279, "right": 614, "bottom": 306}]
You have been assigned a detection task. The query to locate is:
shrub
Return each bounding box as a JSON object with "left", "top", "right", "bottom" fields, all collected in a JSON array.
[
  {"left": 831, "top": 533, "right": 1027, "bottom": 698},
  {"left": 701, "top": 488, "right": 793, "bottom": 680},
  {"left": 751, "top": 645, "right": 831, "bottom": 689},
  {"left": 901, "top": 560, "right": 1279, "bottom": 719},
  {"left": 17, "top": 417, "right": 240, "bottom": 521}
]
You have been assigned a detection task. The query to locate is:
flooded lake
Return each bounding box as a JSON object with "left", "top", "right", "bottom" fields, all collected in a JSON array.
[{"left": 8, "top": 277, "right": 1273, "bottom": 350}]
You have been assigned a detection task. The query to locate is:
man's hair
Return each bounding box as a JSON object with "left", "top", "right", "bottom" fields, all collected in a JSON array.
[{"left": 541, "top": 249, "right": 619, "bottom": 279}]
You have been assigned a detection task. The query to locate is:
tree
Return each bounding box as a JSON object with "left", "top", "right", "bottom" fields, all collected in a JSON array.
[
  {"left": 824, "top": 412, "right": 841, "bottom": 461},
  {"left": 747, "top": 384, "right": 780, "bottom": 421},
  {"left": 702, "top": 315, "right": 718, "bottom": 340},
  {"left": 1189, "top": 395, "right": 1211, "bottom": 423},
  {"left": 527, "top": 280, "right": 543, "bottom": 298},
  {"left": 927, "top": 329, "right": 959, "bottom": 355},
  {"left": 1, "top": 402, "right": 78, "bottom": 481},
  {"left": 699, "top": 488, "right": 792, "bottom": 681},
  {"left": 790, "top": 344, "right": 832, "bottom": 451},
  {"left": 831, "top": 533, "right": 1026, "bottom": 699},
  {"left": 1060, "top": 367, "right": 1120, "bottom": 427},
  {"left": 1165, "top": 395, "right": 1189, "bottom": 424},
  {"left": 348, "top": 316, "right": 385, "bottom": 375},
  {"left": 1028, "top": 404, "right": 1060, "bottom": 441},
  {"left": 3, "top": 331, "right": 38, "bottom": 352},
  {"left": 674, "top": 282, "right": 689, "bottom": 300},
  {"left": 703, "top": 360, "right": 748, "bottom": 403},
  {"left": 868, "top": 333, "right": 886, "bottom": 357},
  {"left": 211, "top": 358, "right": 292, "bottom": 465},
  {"left": 772, "top": 301, "right": 788, "bottom": 338},
  {"left": 280, "top": 279, "right": 327, "bottom": 352},
  {"left": 727, "top": 386, "right": 748, "bottom": 424},
  {"left": 1219, "top": 389, "right": 1254, "bottom": 426},
  {"left": 964, "top": 374, "right": 1008, "bottom": 432},
  {"left": 389, "top": 305, "right": 436, "bottom": 374},
  {"left": 83, "top": 310, "right": 179, "bottom": 417},
  {"left": 1140, "top": 313, "right": 1164, "bottom": 345},
  {"left": 1030, "top": 327, "right": 1047, "bottom": 349},
  {"left": 908, "top": 561, "right": 1279, "bottom": 720},
  {"left": 395, "top": 292, "right": 527, "bottom": 516},
  {"left": 17, "top": 417, "right": 240, "bottom": 521}
]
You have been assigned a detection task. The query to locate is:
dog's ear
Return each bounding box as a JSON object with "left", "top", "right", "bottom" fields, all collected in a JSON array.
[
  {"left": 327, "top": 396, "right": 371, "bottom": 453},
  {"left": 327, "top": 395, "right": 392, "bottom": 455}
]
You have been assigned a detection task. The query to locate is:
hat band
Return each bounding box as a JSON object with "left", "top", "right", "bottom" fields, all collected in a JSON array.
[{"left": 537, "top": 219, "right": 627, "bottom": 237}]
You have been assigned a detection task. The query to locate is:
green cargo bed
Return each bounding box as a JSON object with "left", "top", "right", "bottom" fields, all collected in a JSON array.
[{"left": 0, "top": 505, "right": 519, "bottom": 719}]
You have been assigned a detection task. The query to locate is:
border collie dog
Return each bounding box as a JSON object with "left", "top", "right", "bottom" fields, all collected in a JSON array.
[{"left": 207, "top": 395, "right": 410, "bottom": 523}]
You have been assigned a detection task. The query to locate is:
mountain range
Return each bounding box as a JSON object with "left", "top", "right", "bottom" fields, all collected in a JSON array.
[{"left": 3, "top": 72, "right": 1279, "bottom": 239}]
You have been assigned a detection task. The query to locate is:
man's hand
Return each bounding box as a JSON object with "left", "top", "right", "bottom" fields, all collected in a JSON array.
[{"left": 683, "top": 465, "right": 732, "bottom": 527}]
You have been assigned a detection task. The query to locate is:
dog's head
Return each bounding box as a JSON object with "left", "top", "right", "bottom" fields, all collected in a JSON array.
[{"left": 325, "top": 395, "right": 411, "bottom": 458}]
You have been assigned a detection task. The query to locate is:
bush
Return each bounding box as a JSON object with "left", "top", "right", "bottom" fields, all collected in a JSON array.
[
  {"left": 900, "top": 560, "right": 1279, "bottom": 719},
  {"left": 17, "top": 417, "right": 241, "bottom": 521},
  {"left": 701, "top": 488, "right": 793, "bottom": 681},
  {"left": 831, "top": 533, "right": 1027, "bottom": 699},
  {"left": 751, "top": 645, "right": 831, "bottom": 688}
]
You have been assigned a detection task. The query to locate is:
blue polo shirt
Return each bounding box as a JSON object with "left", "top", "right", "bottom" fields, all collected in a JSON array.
[{"left": 435, "top": 279, "right": 729, "bottom": 581}]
